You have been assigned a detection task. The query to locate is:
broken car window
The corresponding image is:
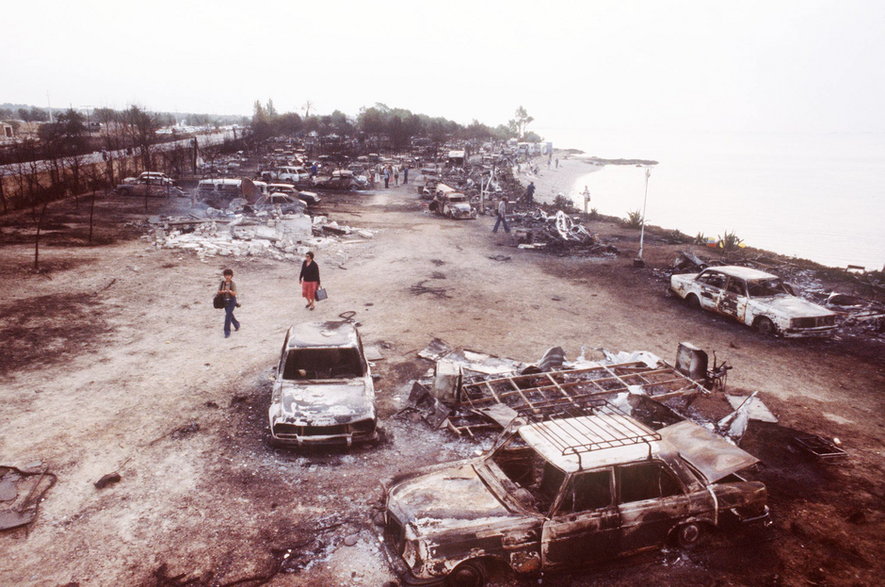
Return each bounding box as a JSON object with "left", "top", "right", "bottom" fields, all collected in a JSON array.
[
  {"left": 725, "top": 278, "right": 746, "bottom": 295},
  {"left": 559, "top": 469, "right": 613, "bottom": 514},
  {"left": 618, "top": 462, "right": 682, "bottom": 503},
  {"left": 282, "top": 348, "right": 365, "bottom": 379},
  {"left": 697, "top": 272, "right": 726, "bottom": 289},
  {"left": 490, "top": 437, "right": 565, "bottom": 513},
  {"left": 747, "top": 279, "right": 788, "bottom": 297}
]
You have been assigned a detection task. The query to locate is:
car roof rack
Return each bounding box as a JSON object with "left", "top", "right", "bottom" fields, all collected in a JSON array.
[{"left": 525, "top": 402, "right": 661, "bottom": 470}]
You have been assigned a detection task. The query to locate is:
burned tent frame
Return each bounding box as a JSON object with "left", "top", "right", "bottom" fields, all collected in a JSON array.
[{"left": 446, "top": 359, "right": 707, "bottom": 438}]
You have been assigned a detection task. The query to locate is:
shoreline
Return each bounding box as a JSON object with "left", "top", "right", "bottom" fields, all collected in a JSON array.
[{"left": 514, "top": 152, "right": 882, "bottom": 273}]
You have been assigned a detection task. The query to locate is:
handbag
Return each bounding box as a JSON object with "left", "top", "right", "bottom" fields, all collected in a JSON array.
[
  {"left": 213, "top": 281, "right": 226, "bottom": 309},
  {"left": 315, "top": 287, "right": 328, "bottom": 302}
]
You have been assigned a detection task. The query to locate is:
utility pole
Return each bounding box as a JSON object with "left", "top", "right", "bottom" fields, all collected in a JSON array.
[{"left": 635, "top": 167, "right": 651, "bottom": 267}]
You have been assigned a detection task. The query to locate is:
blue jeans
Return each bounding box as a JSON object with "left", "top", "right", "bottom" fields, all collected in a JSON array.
[
  {"left": 493, "top": 214, "right": 510, "bottom": 233},
  {"left": 224, "top": 298, "right": 240, "bottom": 336}
]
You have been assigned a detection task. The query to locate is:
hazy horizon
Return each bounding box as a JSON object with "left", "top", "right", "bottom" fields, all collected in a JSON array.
[{"left": 3, "top": 0, "right": 884, "bottom": 135}]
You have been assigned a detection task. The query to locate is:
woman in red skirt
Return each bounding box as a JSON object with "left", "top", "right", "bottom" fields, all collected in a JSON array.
[{"left": 299, "top": 251, "right": 321, "bottom": 310}]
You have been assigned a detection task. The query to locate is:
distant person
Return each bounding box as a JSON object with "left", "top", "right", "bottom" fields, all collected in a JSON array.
[
  {"left": 383, "top": 167, "right": 391, "bottom": 189},
  {"left": 394, "top": 166, "right": 400, "bottom": 186},
  {"left": 299, "top": 251, "right": 321, "bottom": 311},
  {"left": 403, "top": 166, "right": 409, "bottom": 184},
  {"left": 492, "top": 197, "right": 510, "bottom": 233},
  {"left": 555, "top": 158, "right": 559, "bottom": 168},
  {"left": 525, "top": 181, "right": 536, "bottom": 204},
  {"left": 218, "top": 269, "right": 240, "bottom": 338}
]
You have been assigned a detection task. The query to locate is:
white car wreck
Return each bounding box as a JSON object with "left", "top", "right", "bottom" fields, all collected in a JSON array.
[
  {"left": 268, "top": 321, "right": 378, "bottom": 447},
  {"left": 670, "top": 265, "right": 837, "bottom": 337}
]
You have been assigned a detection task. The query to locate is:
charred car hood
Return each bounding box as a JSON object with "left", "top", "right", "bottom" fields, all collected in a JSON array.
[
  {"left": 388, "top": 463, "right": 515, "bottom": 535},
  {"left": 660, "top": 420, "right": 759, "bottom": 484},
  {"left": 753, "top": 295, "right": 832, "bottom": 318},
  {"left": 273, "top": 379, "right": 373, "bottom": 426}
]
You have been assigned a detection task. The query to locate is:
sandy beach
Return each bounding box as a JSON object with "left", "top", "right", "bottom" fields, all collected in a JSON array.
[{"left": 511, "top": 155, "right": 601, "bottom": 208}]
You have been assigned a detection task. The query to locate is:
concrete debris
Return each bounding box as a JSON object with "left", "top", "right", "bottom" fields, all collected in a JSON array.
[{"left": 147, "top": 208, "right": 365, "bottom": 261}]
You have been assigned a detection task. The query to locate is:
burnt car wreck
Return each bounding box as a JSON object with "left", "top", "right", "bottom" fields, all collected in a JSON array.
[
  {"left": 380, "top": 405, "right": 769, "bottom": 586},
  {"left": 268, "top": 321, "right": 378, "bottom": 447},
  {"left": 377, "top": 342, "right": 770, "bottom": 585}
]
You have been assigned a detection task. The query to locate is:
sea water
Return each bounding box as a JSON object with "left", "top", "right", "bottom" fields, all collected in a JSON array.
[{"left": 538, "top": 128, "right": 884, "bottom": 271}]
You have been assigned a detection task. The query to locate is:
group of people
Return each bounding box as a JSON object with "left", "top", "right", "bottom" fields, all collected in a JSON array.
[
  {"left": 217, "top": 172, "right": 550, "bottom": 336},
  {"left": 217, "top": 251, "right": 322, "bottom": 338},
  {"left": 366, "top": 164, "right": 409, "bottom": 189}
]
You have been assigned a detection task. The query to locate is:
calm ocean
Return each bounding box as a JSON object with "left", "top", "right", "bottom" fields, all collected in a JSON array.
[{"left": 538, "top": 128, "right": 885, "bottom": 271}]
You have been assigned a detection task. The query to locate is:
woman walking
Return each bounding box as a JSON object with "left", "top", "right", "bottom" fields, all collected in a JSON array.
[
  {"left": 219, "top": 268, "right": 240, "bottom": 338},
  {"left": 299, "top": 251, "right": 321, "bottom": 310}
]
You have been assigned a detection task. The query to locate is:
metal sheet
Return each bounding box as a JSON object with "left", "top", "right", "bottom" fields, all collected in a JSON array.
[{"left": 659, "top": 420, "right": 759, "bottom": 483}]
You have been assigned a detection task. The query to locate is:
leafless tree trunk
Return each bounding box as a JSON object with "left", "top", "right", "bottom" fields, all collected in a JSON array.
[
  {"left": 0, "top": 173, "right": 7, "bottom": 213},
  {"left": 31, "top": 193, "right": 49, "bottom": 271}
]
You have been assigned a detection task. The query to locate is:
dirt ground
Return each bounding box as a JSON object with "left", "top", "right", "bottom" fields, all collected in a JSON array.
[{"left": 0, "top": 180, "right": 883, "bottom": 586}]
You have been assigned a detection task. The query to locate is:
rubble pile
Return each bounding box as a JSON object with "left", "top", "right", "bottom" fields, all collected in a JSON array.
[
  {"left": 148, "top": 210, "right": 374, "bottom": 262},
  {"left": 509, "top": 209, "right": 619, "bottom": 255}
]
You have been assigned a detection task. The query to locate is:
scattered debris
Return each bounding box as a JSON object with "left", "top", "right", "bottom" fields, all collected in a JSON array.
[
  {"left": 0, "top": 465, "right": 57, "bottom": 530},
  {"left": 509, "top": 209, "right": 619, "bottom": 256},
  {"left": 725, "top": 394, "right": 778, "bottom": 423},
  {"left": 408, "top": 341, "right": 711, "bottom": 439},
  {"left": 793, "top": 434, "right": 848, "bottom": 461},
  {"left": 94, "top": 472, "right": 122, "bottom": 490},
  {"left": 408, "top": 280, "right": 451, "bottom": 299}
]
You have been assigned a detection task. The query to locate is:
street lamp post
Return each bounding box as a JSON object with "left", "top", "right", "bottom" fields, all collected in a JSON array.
[{"left": 636, "top": 167, "right": 651, "bottom": 266}]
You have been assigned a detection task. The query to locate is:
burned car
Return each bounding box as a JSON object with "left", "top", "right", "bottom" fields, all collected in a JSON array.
[
  {"left": 429, "top": 184, "right": 476, "bottom": 220},
  {"left": 381, "top": 411, "right": 768, "bottom": 586},
  {"left": 116, "top": 172, "right": 184, "bottom": 197},
  {"left": 254, "top": 192, "right": 307, "bottom": 215},
  {"left": 670, "top": 265, "right": 837, "bottom": 337},
  {"left": 268, "top": 321, "right": 378, "bottom": 447}
]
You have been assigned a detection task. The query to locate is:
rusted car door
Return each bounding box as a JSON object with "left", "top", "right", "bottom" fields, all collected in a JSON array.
[
  {"left": 696, "top": 271, "right": 726, "bottom": 311},
  {"left": 541, "top": 469, "right": 620, "bottom": 567},
  {"left": 718, "top": 277, "right": 749, "bottom": 323},
  {"left": 616, "top": 462, "right": 691, "bottom": 552}
]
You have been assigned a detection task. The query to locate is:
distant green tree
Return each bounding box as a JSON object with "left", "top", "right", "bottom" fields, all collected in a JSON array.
[
  {"left": 18, "top": 107, "right": 49, "bottom": 122},
  {"left": 509, "top": 105, "right": 534, "bottom": 139}
]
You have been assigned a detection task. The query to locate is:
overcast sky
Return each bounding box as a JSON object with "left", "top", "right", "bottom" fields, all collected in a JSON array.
[{"left": 4, "top": 0, "right": 884, "bottom": 135}]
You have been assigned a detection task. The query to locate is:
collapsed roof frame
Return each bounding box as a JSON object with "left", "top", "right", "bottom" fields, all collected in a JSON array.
[{"left": 447, "top": 360, "right": 707, "bottom": 438}]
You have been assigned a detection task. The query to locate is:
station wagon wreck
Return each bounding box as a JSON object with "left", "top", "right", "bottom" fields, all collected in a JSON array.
[
  {"left": 268, "top": 321, "right": 378, "bottom": 447},
  {"left": 380, "top": 407, "right": 768, "bottom": 586},
  {"left": 670, "top": 265, "right": 837, "bottom": 337}
]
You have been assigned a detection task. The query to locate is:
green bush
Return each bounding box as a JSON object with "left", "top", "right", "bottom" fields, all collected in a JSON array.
[
  {"left": 589, "top": 207, "right": 599, "bottom": 220},
  {"left": 623, "top": 209, "right": 643, "bottom": 229},
  {"left": 718, "top": 230, "right": 745, "bottom": 252},
  {"left": 552, "top": 194, "right": 578, "bottom": 213}
]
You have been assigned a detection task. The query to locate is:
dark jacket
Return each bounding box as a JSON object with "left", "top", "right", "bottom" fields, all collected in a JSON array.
[{"left": 300, "top": 260, "right": 320, "bottom": 283}]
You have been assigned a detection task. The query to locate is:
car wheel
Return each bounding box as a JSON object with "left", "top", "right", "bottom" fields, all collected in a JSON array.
[
  {"left": 674, "top": 522, "right": 705, "bottom": 550},
  {"left": 446, "top": 560, "right": 487, "bottom": 587},
  {"left": 754, "top": 317, "right": 776, "bottom": 336},
  {"left": 685, "top": 293, "right": 700, "bottom": 309}
]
